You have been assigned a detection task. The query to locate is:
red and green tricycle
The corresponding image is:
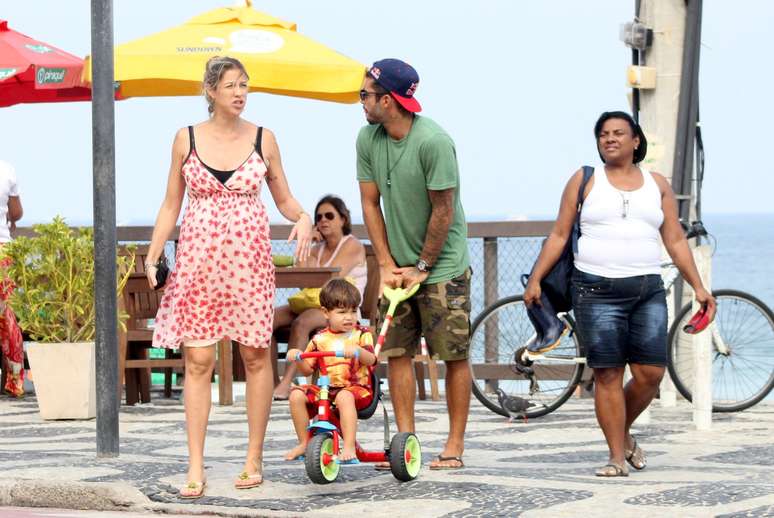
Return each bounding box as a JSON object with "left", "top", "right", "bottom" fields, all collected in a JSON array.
[{"left": 300, "top": 285, "right": 422, "bottom": 484}]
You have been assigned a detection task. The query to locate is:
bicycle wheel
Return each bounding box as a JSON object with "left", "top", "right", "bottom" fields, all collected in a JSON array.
[
  {"left": 469, "top": 295, "right": 585, "bottom": 418},
  {"left": 668, "top": 289, "right": 774, "bottom": 412}
]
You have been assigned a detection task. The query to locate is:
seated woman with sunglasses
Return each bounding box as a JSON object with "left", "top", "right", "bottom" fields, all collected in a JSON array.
[{"left": 272, "top": 195, "right": 367, "bottom": 400}]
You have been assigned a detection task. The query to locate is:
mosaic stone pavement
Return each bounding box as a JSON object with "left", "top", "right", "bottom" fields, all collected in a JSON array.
[{"left": 0, "top": 392, "right": 772, "bottom": 517}]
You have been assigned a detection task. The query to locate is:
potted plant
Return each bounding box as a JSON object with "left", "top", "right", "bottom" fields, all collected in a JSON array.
[{"left": 0, "top": 216, "right": 134, "bottom": 419}]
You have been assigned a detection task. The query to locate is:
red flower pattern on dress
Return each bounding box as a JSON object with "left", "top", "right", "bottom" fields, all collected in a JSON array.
[
  {"left": 152, "top": 146, "right": 275, "bottom": 349},
  {"left": 0, "top": 257, "right": 24, "bottom": 397}
]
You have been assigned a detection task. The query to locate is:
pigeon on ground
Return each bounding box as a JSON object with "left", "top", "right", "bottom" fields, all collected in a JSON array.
[{"left": 496, "top": 388, "right": 534, "bottom": 422}]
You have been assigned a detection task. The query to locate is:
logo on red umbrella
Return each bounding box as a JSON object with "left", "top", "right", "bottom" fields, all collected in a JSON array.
[
  {"left": 0, "top": 19, "right": 93, "bottom": 106},
  {"left": 25, "top": 43, "right": 53, "bottom": 54},
  {"left": 36, "top": 67, "right": 66, "bottom": 85}
]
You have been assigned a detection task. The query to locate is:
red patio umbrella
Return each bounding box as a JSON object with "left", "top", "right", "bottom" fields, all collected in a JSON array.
[{"left": 0, "top": 19, "right": 92, "bottom": 107}]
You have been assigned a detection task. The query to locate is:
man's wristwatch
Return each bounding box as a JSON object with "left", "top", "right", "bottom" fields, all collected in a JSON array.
[{"left": 415, "top": 258, "right": 431, "bottom": 273}]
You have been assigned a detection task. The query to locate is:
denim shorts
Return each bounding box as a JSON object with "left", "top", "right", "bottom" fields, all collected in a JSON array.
[{"left": 571, "top": 268, "right": 667, "bottom": 368}]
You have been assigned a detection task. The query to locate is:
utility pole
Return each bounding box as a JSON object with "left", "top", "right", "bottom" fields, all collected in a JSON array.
[
  {"left": 630, "top": 0, "right": 704, "bottom": 259},
  {"left": 627, "top": 0, "right": 703, "bottom": 217},
  {"left": 622, "top": 0, "right": 709, "bottom": 428},
  {"left": 91, "top": 0, "right": 119, "bottom": 457},
  {"left": 632, "top": 1, "right": 685, "bottom": 182}
]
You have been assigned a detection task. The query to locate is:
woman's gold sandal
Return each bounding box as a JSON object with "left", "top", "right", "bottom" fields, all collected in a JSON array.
[
  {"left": 179, "top": 480, "right": 206, "bottom": 499},
  {"left": 235, "top": 458, "right": 263, "bottom": 489}
]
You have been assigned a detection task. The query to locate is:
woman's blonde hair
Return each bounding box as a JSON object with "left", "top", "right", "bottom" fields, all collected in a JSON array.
[{"left": 202, "top": 56, "right": 249, "bottom": 115}]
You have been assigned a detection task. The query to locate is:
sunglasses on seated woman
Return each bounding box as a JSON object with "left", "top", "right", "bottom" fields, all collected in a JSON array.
[{"left": 315, "top": 211, "right": 336, "bottom": 222}]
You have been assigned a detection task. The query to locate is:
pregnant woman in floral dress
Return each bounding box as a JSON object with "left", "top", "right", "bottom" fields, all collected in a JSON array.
[{"left": 145, "top": 56, "right": 313, "bottom": 498}]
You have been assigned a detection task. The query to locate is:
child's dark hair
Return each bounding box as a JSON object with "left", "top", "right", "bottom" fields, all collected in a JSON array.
[{"left": 319, "top": 278, "right": 361, "bottom": 310}]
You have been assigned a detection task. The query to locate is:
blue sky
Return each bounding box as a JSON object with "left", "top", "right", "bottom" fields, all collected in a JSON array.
[{"left": 2, "top": 1, "right": 772, "bottom": 225}]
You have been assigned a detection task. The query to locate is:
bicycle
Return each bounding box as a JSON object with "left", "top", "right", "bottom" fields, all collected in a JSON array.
[{"left": 469, "top": 221, "right": 774, "bottom": 418}]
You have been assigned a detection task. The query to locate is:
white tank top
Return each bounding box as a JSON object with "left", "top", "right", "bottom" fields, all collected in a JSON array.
[
  {"left": 574, "top": 165, "right": 664, "bottom": 278},
  {"left": 316, "top": 234, "right": 368, "bottom": 298}
]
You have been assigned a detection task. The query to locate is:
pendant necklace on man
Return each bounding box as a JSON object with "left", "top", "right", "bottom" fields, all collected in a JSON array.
[{"left": 385, "top": 138, "right": 408, "bottom": 188}]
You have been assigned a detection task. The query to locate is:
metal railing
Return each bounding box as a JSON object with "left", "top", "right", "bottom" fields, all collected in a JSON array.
[{"left": 15, "top": 221, "right": 552, "bottom": 320}]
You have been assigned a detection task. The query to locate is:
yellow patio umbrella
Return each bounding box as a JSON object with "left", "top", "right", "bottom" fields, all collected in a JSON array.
[{"left": 84, "top": 1, "right": 366, "bottom": 103}]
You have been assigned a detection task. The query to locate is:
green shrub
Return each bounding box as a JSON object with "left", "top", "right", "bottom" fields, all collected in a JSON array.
[{"left": 0, "top": 216, "right": 134, "bottom": 343}]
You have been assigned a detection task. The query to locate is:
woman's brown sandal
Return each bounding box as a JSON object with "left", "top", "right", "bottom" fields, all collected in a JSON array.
[
  {"left": 595, "top": 463, "right": 629, "bottom": 477},
  {"left": 625, "top": 438, "right": 646, "bottom": 470}
]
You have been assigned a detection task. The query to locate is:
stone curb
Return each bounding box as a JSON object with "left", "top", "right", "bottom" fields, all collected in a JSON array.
[
  {"left": 0, "top": 479, "right": 146, "bottom": 512},
  {"left": 0, "top": 478, "right": 307, "bottom": 517}
]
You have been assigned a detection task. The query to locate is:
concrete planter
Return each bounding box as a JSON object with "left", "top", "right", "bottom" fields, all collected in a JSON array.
[{"left": 26, "top": 341, "right": 96, "bottom": 420}]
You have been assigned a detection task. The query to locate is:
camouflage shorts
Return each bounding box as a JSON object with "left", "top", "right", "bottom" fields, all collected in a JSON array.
[{"left": 377, "top": 268, "right": 472, "bottom": 361}]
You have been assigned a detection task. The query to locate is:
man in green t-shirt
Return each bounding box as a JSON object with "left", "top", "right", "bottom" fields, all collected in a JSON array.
[{"left": 357, "top": 59, "right": 471, "bottom": 470}]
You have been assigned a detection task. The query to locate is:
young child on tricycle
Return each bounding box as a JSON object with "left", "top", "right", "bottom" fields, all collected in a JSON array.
[
  {"left": 285, "top": 278, "right": 376, "bottom": 464},
  {"left": 283, "top": 278, "right": 422, "bottom": 483}
]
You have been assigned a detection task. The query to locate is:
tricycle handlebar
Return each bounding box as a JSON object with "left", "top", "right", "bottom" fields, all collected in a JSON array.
[{"left": 298, "top": 350, "right": 345, "bottom": 360}]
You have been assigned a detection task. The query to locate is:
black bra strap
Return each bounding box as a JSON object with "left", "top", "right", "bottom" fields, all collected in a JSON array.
[
  {"left": 255, "top": 126, "right": 264, "bottom": 161},
  {"left": 188, "top": 125, "right": 196, "bottom": 150},
  {"left": 183, "top": 125, "right": 196, "bottom": 163}
]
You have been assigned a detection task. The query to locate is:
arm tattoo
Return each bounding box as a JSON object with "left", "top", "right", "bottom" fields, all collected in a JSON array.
[{"left": 421, "top": 189, "right": 454, "bottom": 266}]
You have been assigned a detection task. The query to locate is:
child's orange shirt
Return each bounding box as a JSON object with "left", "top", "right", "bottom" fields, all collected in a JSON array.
[{"left": 303, "top": 325, "right": 374, "bottom": 388}]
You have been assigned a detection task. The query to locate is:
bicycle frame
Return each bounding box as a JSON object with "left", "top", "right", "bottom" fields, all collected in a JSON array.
[{"left": 525, "top": 330, "right": 586, "bottom": 365}]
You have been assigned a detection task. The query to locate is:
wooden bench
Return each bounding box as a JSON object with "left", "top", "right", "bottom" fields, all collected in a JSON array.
[{"left": 118, "top": 245, "right": 233, "bottom": 405}]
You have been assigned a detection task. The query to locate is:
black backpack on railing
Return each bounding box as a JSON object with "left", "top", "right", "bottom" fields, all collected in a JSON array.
[{"left": 522, "top": 166, "right": 594, "bottom": 312}]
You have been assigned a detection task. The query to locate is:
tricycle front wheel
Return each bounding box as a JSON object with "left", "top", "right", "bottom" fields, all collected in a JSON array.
[{"left": 305, "top": 432, "right": 340, "bottom": 484}]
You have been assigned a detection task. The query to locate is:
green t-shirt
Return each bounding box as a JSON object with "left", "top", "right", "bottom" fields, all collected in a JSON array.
[{"left": 356, "top": 115, "right": 470, "bottom": 284}]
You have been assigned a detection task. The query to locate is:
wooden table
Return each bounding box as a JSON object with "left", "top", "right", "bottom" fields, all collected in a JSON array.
[
  {"left": 127, "top": 266, "right": 340, "bottom": 289},
  {"left": 274, "top": 266, "right": 340, "bottom": 288}
]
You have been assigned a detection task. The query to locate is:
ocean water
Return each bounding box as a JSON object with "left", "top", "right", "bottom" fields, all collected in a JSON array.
[{"left": 702, "top": 213, "right": 774, "bottom": 310}]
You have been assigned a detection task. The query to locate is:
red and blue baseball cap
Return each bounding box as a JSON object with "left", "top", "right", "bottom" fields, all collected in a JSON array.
[{"left": 368, "top": 58, "right": 422, "bottom": 113}]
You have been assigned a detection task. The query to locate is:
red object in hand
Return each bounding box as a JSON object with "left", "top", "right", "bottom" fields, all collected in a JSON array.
[{"left": 683, "top": 305, "right": 710, "bottom": 334}]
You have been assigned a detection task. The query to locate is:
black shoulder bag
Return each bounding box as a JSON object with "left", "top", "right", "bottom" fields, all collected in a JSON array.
[
  {"left": 151, "top": 257, "right": 170, "bottom": 291},
  {"left": 522, "top": 165, "right": 594, "bottom": 312}
]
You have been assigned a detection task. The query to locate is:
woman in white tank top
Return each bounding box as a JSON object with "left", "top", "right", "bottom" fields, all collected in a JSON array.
[
  {"left": 272, "top": 195, "right": 367, "bottom": 399},
  {"left": 524, "top": 111, "right": 716, "bottom": 477},
  {"left": 574, "top": 163, "right": 663, "bottom": 278}
]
